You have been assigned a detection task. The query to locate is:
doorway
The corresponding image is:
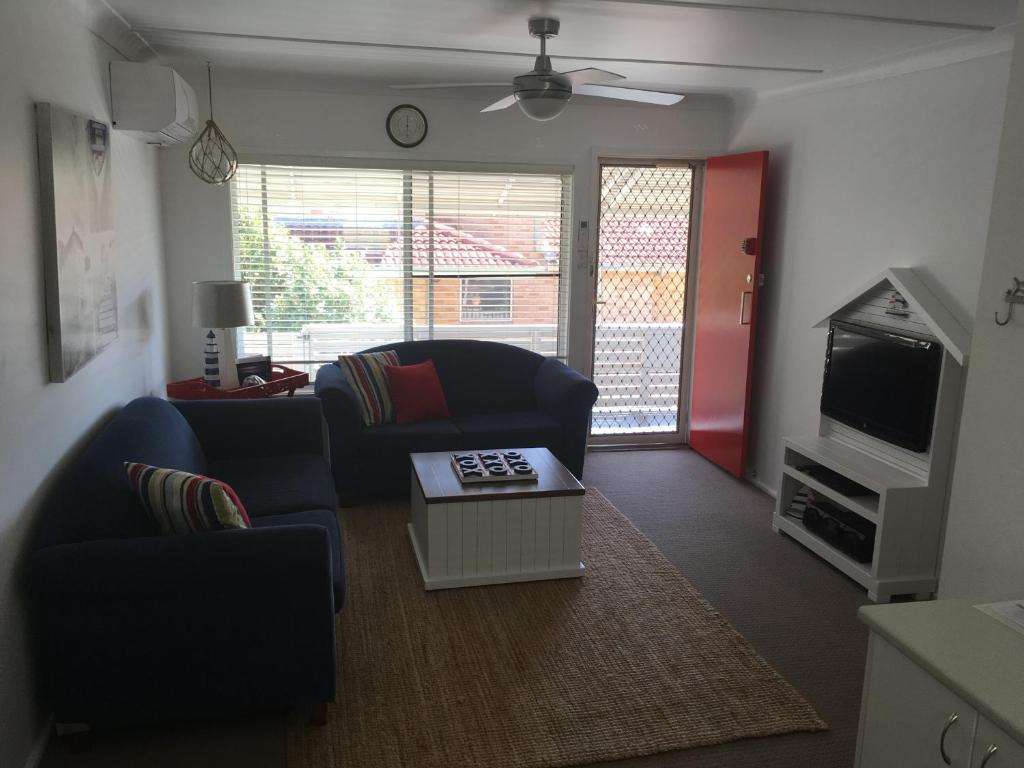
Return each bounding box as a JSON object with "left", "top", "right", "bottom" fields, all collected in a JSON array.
[{"left": 590, "top": 162, "right": 697, "bottom": 443}]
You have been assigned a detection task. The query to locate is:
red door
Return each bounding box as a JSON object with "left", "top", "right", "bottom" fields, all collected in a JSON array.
[{"left": 689, "top": 151, "right": 768, "bottom": 477}]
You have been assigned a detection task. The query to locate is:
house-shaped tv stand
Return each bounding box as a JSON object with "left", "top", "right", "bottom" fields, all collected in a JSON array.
[{"left": 772, "top": 268, "right": 970, "bottom": 603}]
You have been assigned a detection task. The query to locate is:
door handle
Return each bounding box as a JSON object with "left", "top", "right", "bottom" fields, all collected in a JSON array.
[
  {"left": 939, "top": 713, "right": 959, "bottom": 765},
  {"left": 980, "top": 744, "right": 998, "bottom": 767},
  {"left": 739, "top": 291, "right": 753, "bottom": 325}
]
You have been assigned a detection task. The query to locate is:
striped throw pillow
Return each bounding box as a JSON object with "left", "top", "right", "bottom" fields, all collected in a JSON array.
[
  {"left": 339, "top": 350, "right": 400, "bottom": 426},
  {"left": 125, "top": 462, "right": 251, "bottom": 535}
]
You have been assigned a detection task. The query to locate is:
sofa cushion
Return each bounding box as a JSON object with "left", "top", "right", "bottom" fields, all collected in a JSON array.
[
  {"left": 125, "top": 463, "right": 251, "bottom": 534},
  {"left": 364, "top": 340, "right": 543, "bottom": 416},
  {"left": 339, "top": 350, "right": 399, "bottom": 426},
  {"left": 453, "top": 411, "right": 562, "bottom": 451},
  {"left": 251, "top": 509, "right": 346, "bottom": 610},
  {"left": 360, "top": 418, "right": 462, "bottom": 456},
  {"left": 386, "top": 359, "right": 450, "bottom": 424},
  {"left": 207, "top": 455, "right": 336, "bottom": 519}
]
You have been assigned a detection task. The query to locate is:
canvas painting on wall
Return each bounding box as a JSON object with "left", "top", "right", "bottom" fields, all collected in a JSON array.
[{"left": 36, "top": 102, "right": 117, "bottom": 382}]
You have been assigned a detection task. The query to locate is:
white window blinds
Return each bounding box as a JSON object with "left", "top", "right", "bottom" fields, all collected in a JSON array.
[{"left": 230, "top": 164, "right": 573, "bottom": 371}]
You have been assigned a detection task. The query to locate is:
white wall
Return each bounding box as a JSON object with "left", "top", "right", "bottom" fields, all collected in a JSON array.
[
  {"left": 0, "top": 1, "right": 169, "bottom": 766},
  {"left": 726, "top": 54, "right": 1011, "bottom": 490},
  {"left": 940, "top": 15, "right": 1024, "bottom": 601},
  {"left": 159, "top": 70, "right": 733, "bottom": 380}
]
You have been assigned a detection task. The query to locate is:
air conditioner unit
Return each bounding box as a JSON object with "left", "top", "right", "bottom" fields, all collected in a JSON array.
[{"left": 110, "top": 61, "right": 199, "bottom": 146}]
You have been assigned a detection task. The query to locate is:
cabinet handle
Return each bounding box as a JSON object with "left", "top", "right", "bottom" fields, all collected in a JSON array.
[
  {"left": 980, "top": 744, "right": 998, "bottom": 767},
  {"left": 939, "top": 713, "right": 959, "bottom": 765}
]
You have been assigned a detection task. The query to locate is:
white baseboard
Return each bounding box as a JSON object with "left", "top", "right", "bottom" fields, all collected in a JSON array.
[
  {"left": 747, "top": 475, "right": 778, "bottom": 499},
  {"left": 23, "top": 715, "right": 53, "bottom": 768}
]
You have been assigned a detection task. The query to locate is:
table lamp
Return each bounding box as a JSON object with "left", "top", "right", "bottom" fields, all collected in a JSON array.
[{"left": 192, "top": 280, "right": 255, "bottom": 389}]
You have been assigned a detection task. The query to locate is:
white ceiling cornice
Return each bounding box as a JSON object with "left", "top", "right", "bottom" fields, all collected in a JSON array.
[
  {"left": 69, "top": 0, "right": 157, "bottom": 61},
  {"left": 755, "top": 21, "right": 1016, "bottom": 104},
  {"left": 585, "top": 0, "right": 1000, "bottom": 31}
]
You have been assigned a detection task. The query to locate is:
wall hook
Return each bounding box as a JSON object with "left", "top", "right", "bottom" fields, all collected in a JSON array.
[{"left": 995, "top": 277, "right": 1024, "bottom": 326}]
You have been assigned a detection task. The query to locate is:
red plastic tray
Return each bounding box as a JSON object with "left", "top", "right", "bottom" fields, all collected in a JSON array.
[{"left": 167, "top": 365, "right": 310, "bottom": 400}]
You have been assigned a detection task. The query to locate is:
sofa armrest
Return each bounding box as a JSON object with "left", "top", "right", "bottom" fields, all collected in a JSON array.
[
  {"left": 535, "top": 358, "right": 599, "bottom": 419},
  {"left": 32, "top": 525, "right": 334, "bottom": 604},
  {"left": 314, "top": 363, "right": 361, "bottom": 433},
  {"left": 31, "top": 526, "right": 337, "bottom": 723},
  {"left": 315, "top": 364, "right": 364, "bottom": 497},
  {"left": 534, "top": 359, "right": 599, "bottom": 480},
  {"left": 172, "top": 397, "right": 328, "bottom": 461}
]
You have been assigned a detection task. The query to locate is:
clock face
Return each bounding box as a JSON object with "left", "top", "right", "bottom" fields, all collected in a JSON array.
[{"left": 386, "top": 105, "right": 427, "bottom": 148}]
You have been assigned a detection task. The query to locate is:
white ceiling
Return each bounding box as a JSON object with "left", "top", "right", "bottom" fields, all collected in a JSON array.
[{"left": 105, "top": 0, "right": 1018, "bottom": 99}]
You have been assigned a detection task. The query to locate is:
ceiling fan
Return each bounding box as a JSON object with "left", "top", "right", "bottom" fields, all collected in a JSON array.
[{"left": 390, "top": 17, "right": 684, "bottom": 122}]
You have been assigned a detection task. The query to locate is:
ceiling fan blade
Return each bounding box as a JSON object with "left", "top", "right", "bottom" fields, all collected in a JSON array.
[
  {"left": 481, "top": 94, "right": 518, "bottom": 113},
  {"left": 574, "top": 84, "right": 685, "bottom": 105},
  {"left": 562, "top": 68, "right": 625, "bottom": 86},
  {"left": 390, "top": 82, "right": 509, "bottom": 90}
]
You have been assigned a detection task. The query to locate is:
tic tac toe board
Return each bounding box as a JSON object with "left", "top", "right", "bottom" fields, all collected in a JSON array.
[{"left": 450, "top": 450, "right": 538, "bottom": 484}]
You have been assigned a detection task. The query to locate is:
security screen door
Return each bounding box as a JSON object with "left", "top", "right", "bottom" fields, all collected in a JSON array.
[{"left": 591, "top": 162, "right": 695, "bottom": 441}]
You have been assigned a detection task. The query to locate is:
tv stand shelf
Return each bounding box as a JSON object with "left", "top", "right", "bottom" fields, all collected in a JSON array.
[
  {"left": 784, "top": 436, "right": 926, "bottom": 492},
  {"left": 774, "top": 436, "right": 948, "bottom": 602},
  {"left": 781, "top": 465, "right": 879, "bottom": 522}
]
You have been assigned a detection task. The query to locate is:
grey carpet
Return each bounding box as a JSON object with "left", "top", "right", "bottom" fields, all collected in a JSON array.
[
  {"left": 582, "top": 448, "right": 869, "bottom": 768},
  {"left": 40, "top": 447, "right": 868, "bottom": 768}
]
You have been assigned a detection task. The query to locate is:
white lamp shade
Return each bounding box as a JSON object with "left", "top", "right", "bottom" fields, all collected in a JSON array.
[{"left": 192, "top": 281, "right": 255, "bottom": 328}]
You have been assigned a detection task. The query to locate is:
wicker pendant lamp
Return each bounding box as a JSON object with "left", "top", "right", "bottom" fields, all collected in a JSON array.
[{"left": 188, "top": 62, "right": 238, "bottom": 185}]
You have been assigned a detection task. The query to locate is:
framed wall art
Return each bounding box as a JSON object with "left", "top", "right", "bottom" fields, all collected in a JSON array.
[{"left": 36, "top": 102, "right": 117, "bottom": 382}]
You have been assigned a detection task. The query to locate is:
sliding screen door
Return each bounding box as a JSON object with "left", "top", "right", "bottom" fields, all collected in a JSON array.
[{"left": 591, "top": 162, "right": 695, "bottom": 442}]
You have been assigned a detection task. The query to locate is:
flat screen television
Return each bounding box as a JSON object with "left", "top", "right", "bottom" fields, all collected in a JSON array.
[{"left": 821, "top": 321, "right": 943, "bottom": 453}]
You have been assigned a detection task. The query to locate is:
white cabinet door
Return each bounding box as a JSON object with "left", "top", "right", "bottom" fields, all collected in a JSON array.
[
  {"left": 972, "top": 717, "right": 1024, "bottom": 767},
  {"left": 857, "top": 635, "right": 978, "bottom": 768}
]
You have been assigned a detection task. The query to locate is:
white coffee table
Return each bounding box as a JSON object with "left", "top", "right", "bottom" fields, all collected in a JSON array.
[{"left": 408, "top": 447, "right": 585, "bottom": 590}]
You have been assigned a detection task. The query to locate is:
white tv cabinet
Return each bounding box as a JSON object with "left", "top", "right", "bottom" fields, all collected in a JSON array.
[{"left": 772, "top": 269, "right": 970, "bottom": 603}]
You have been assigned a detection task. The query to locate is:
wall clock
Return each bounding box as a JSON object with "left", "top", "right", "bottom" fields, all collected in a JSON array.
[{"left": 386, "top": 104, "right": 428, "bottom": 148}]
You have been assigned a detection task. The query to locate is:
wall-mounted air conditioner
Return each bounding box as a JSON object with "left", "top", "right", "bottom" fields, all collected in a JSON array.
[{"left": 110, "top": 61, "right": 199, "bottom": 146}]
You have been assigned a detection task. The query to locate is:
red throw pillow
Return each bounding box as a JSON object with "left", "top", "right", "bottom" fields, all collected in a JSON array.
[{"left": 385, "top": 359, "right": 451, "bottom": 425}]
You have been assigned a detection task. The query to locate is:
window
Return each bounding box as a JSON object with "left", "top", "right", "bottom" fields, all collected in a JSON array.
[
  {"left": 230, "top": 164, "right": 572, "bottom": 372},
  {"left": 460, "top": 278, "right": 512, "bottom": 322}
]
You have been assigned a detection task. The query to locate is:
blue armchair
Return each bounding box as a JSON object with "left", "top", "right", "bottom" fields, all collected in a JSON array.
[
  {"left": 31, "top": 396, "right": 343, "bottom": 728},
  {"left": 315, "top": 340, "right": 598, "bottom": 501}
]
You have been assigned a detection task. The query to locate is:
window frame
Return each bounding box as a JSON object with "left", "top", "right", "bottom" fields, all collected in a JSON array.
[
  {"left": 229, "top": 158, "right": 574, "bottom": 368},
  {"left": 459, "top": 277, "right": 514, "bottom": 323}
]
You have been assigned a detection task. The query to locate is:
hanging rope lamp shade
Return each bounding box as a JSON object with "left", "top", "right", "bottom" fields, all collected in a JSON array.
[{"left": 189, "top": 63, "right": 238, "bottom": 185}]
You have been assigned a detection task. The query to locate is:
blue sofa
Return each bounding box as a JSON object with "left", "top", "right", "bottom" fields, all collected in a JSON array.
[
  {"left": 315, "top": 340, "right": 598, "bottom": 501},
  {"left": 30, "top": 396, "right": 343, "bottom": 728}
]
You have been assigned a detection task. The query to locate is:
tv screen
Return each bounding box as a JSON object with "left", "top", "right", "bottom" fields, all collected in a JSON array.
[{"left": 821, "top": 321, "right": 943, "bottom": 452}]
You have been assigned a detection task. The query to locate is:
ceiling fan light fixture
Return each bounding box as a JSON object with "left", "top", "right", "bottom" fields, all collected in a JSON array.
[
  {"left": 513, "top": 65, "right": 572, "bottom": 122},
  {"left": 417, "top": 17, "right": 684, "bottom": 119},
  {"left": 516, "top": 92, "right": 571, "bottom": 121}
]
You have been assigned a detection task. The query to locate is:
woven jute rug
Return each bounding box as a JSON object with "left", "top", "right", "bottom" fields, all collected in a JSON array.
[{"left": 287, "top": 489, "right": 826, "bottom": 768}]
